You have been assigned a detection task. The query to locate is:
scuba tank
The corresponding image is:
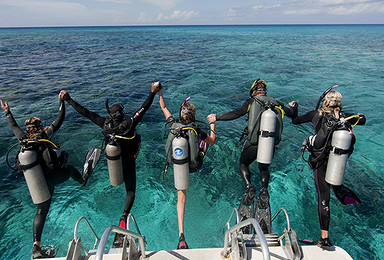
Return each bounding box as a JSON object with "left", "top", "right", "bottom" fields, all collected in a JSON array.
[
  {"left": 172, "top": 136, "right": 189, "bottom": 190},
  {"left": 256, "top": 108, "right": 277, "bottom": 164},
  {"left": 325, "top": 129, "right": 353, "bottom": 185},
  {"left": 18, "top": 148, "right": 51, "bottom": 204},
  {"left": 105, "top": 139, "right": 124, "bottom": 186}
]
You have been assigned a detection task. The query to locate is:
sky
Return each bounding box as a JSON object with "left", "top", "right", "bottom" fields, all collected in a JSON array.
[{"left": 0, "top": 0, "right": 383, "bottom": 27}]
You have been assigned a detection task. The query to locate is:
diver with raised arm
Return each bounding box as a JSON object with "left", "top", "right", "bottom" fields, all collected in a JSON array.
[
  {"left": 292, "top": 87, "right": 366, "bottom": 248},
  {"left": 157, "top": 83, "right": 216, "bottom": 249},
  {"left": 60, "top": 82, "right": 162, "bottom": 247},
  {"left": 207, "top": 79, "right": 297, "bottom": 233},
  {"left": 1, "top": 93, "right": 84, "bottom": 259}
]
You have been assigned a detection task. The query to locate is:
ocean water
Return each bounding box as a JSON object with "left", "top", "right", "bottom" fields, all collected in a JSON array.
[{"left": 0, "top": 25, "right": 383, "bottom": 259}]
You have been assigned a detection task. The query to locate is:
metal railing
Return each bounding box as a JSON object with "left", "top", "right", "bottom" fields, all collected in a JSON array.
[
  {"left": 222, "top": 217, "right": 270, "bottom": 260},
  {"left": 73, "top": 216, "right": 100, "bottom": 256},
  {"left": 271, "top": 208, "right": 291, "bottom": 232},
  {"left": 95, "top": 225, "right": 147, "bottom": 260}
]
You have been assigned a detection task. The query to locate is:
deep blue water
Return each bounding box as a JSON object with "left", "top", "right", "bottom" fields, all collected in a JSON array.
[{"left": 0, "top": 25, "right": 383, "bottom": 259}]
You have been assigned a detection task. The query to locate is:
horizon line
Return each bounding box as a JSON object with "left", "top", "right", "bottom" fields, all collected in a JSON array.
[{"left": 1, "top": 23, "right": 383, "bottom": 29}]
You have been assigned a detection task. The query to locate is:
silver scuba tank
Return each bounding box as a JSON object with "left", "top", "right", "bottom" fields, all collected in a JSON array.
[
  {"left": 172, "top": 136, "right": 189, "bottom": 190},
  {"left": 105, "top": 143, "right": 124, "bottom": 186},
  {"left": 18, "top": 149, "right": 51, "bottom": 204},
  {"left": 325, "top": 130, "right": 353, "bottom": 185},
  {"left": 257, "top": 108, "right": 277, "bottom": 164}
]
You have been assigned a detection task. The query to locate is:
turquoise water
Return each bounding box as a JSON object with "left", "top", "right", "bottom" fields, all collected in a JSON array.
[{"left": 0, "top": 25, "right": 383, "bottom": 259}]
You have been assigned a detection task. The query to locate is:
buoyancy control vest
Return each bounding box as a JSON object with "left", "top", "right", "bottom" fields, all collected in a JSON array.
[
  {"left": 17, "top": 138, "right": 68, "bottom": 172},
  {"left": 247, "top": 96, "right": 283, "bottom": 146},
  {"left": 165, "top": 121, "right": 206, "bottom": 173},
  {"left": 303, "top": 112, "right": 356, "bottom": 171},
  {"left": 102, "top": 118, "right": 138, "bottom": 186},
  {"left": 17, "top": 138, "right": 66, "bottom": 204}
]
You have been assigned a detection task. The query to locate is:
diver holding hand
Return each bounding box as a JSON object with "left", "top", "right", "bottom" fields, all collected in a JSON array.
[
  {"left": 1, "top": 92, "right": 85, "bottom": 259},
  {"left": 207, "top": 79, "right": 297, "bottom": 234},
  {"left": 60, "top": 81, "right": 162, "bottom": 248},
  {"left": 292, "top": 88, "right": 366, "bottom": 248},
  {"left": 157, "top": 84, "right": 216, "bottom": 249}
]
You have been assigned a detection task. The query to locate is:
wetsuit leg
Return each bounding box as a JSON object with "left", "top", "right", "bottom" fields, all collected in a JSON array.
[
  {"left": 68, "top": 165, "right": 84, "bottom": 185},
  {"left": 122, "top": 155, "right": 136, "bottom": 216},
  {"left": 45, "top": 165, "right": 83, "bottom": 186},
  {"left": 314, "top": 162, "right": 331, "bottom": 231},
  {"left": 259, "top": 163, "right": 270, "bottom": 189},
  {"left": 33, "top": 198, "right": 52, "bottom": 242},
  {"left": 239, "top": 140, "right": 257, "bottom": 188}
]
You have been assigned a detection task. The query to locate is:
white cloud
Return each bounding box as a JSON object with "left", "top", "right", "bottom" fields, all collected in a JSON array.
[
  {"left": 140, "top": 0, "right": 181, "bottom": 9},
  {"left": 137, "top": 11, "right": 151, "bottom": 23},
  {"left": 0, "top": 0, "right": 86, "bottom": 13},
  {"left": 157, "top": 10, "right": 199, "bottom": 21},
  {"left": 93, "top": 0, "right": 132, "bottom": 3},
  {"left": 276, "top": 0, "right": 384, "bottom": 16}
]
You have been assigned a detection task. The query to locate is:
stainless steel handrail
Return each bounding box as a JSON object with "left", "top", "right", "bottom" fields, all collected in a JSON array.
[
  {"left": 225, "top": 207, "right": 241, "bottom": 230},
  {"left": 271, "top": 208, "right": 291, "bottom": 232},
  {"left": 222, "top": 217, "right": 271, "bottom": 260},
  {"left": 95, "top": 225, "right": 147, "bottom": 260},
  {"left": 73, "top": 216, "right": 100, "bottom": 256}
]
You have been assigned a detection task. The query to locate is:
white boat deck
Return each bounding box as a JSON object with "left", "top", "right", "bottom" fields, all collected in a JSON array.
[
  {"left": 50, "top": 245, "right": 353, "bottom": 260},
  {"left": 40, "top": 210, "right": 354, "bottom": 260}
]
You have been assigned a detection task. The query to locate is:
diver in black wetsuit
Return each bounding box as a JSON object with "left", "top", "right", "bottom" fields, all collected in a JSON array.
[
  {"left": 292, "top": 90, "right": 366, "bottom": 248},
  {"left": 60, "top": 82, "right": 161, "bottom": 247},
  {"left": 1, "top": 93, "right": 84, "bottom": 259},
  {"left": 208, "top": 79, "right": 297, "bottom": 208}
]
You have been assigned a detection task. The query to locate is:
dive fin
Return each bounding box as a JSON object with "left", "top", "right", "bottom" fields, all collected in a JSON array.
[
  {"left": 255, "top": 187, "right": 272, "bottom": 234},
  {"left": 299, "top": 239, "right": 317, "bottom": 245},
  {"left": 82, "top": 148, "right": 102, "bottom": 186},
  {"left": 333, "top": 185, "right": 361, "bottom": 205},
  {"left": 238, "top": 199, "right": 254, "bottom": 234}
]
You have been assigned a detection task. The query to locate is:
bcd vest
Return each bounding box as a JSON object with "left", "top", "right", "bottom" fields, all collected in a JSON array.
[
  {"left": 165, "top": 121, "right": 205, "bottom": 173},
  {"left": 247, "top": 96, "right": 283, "bottom": 145},
  {"left": 308, "top": 112, "right": 355, "bottom": 165},
  {"left": 17, "top": 138, "right": 67, "bottom": 172}
]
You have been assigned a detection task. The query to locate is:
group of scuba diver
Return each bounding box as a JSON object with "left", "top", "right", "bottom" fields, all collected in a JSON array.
[{"left": 1, "top": 78, "right": 366, "bottom": 258}]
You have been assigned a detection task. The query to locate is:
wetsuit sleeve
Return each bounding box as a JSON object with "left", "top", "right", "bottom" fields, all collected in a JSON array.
[
  {"left": 343, "top": 112, "right": 366, "bottom": 126},
  {"left": 198, "top": 128, "right": 208, "bottom": 141},
  {"left": 129, "top": 91, "right": 156, "bottom": 129},
  {"left": 166, "top": 116, "right": 176, "bottom": 125},
  {"left": 281, "top": 102, "right": 298, "bottom": 118},
  {"left": 67, "top": 98, "right": 106, "bottom": 128},
  {"left": 216, "top": 99, "right": 251, "bottom": 121},
  {"left": 45, "top": 100, "right": 65, "bottom": 138},
  {"left": 292, "top": 110, "right": 317, "bottom": 124},
  {"left": 5, "top": 111, "right": 26, "bottom": 140}
]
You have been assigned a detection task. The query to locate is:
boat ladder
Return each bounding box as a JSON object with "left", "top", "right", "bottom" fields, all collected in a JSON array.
[
  {"left": 64, "top": 213, "right": 147, "bottom": 260},
  {"left": 223, "top": 207, "right": 302, "bottom": 260}
]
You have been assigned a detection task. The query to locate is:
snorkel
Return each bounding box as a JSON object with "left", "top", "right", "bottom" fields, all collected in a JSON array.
[
  {"left": 105, "top": 99, "right": 124, "bottom": 120},
  {"left": 179, "top": 96, "right": 191, "bottom": 117},
  {"left": 315, "top": 85, "right": 339, "bottom": 110}
]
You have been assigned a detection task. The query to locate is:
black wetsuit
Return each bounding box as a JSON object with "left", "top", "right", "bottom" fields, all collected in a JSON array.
[
  {"left": 216, "top": 96, "right": 297, "bottom": 189},
  {"left": 67, "top": 91, "right": 156, "bottom": 218},
  {"left": 5, "top": 101, "right": 83, "bottom": 243},
  {"left": 292, "top": 110, "right": 366, "bottom": 231}
]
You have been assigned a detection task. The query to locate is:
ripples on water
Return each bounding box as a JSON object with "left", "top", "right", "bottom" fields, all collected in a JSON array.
[{"left": 0, "top": 25, "right": 383, "bottom": 259}]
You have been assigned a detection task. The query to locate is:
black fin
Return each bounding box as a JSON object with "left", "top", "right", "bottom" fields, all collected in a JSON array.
[{"left": 255, "top": 188, "right": 272, "bottom": 234}]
